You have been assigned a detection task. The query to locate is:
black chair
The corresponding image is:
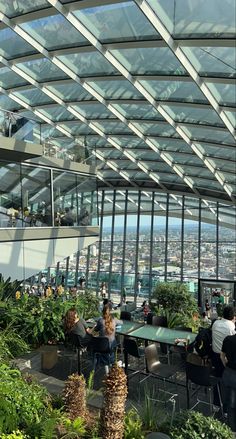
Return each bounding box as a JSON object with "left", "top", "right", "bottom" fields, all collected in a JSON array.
[
  {"left": 120, "top": 311, "right": 132, "bottom": 321},
  {"left": 186, "top": 358, "right": 223, "bottom": 415},
  {"left": 123, "top": 337, "right": 145, "bottom": 378},
  {"left": 91, "top": 336, "right": 113, "bottom": 373},
  {"left": 146, "top": 312, "right": 154, "bottom": 325},
  {"left": 64, "top": 333, "right": 85, "bottom": 375}
]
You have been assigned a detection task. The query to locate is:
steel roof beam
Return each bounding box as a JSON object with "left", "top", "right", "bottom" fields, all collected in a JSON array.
[
  {"left": 46, "top": 0, "right": 235, "bottom": 201},
  {"left": 0, "top": 13, "right": 200, "bottom": 197},
  {"left": 136, "top": 0, "right": 235, "bottom": 138}
]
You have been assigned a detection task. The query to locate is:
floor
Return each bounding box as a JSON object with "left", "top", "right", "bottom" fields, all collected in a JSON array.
[{"left": 15, "top": 344, "right": 231, "bottom": 432}]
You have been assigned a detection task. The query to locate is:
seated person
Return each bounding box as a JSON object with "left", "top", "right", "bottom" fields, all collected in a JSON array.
[
  {"left": 94, "top": 304, "right": 122, "bottom": 349},
  {"left": 64, "top": 308, "right": 93, "bottom": 348},
  {"left": 103, "top": 298, "right": 113, "bottom": 310}
]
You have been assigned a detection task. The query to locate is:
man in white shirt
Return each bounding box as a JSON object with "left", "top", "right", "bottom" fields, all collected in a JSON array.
[{"left": 211, "top": 305, "right": 236, "bottom": 407}]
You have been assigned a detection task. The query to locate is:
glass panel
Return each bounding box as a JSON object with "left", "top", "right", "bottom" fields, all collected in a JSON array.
[
  {"left": 207, "top": 83, "right": 236, "bottom": 106},
  {"left": 163, "top": 104, "right": 223, "bottom": 126},
  {"left": 0, "top": 162, "right": 21, "bottom": 228},
  {"left": 16, "top": 58, "right": 68, "bottom": 82},
  {"left": 92, "top": 120, "right": 132, "bottom": 135},
  {"left": 0, "top": 0, "right": 49, "bottom": 18},
  {"left": 183, "top": 197, "right": 199, "bottom": 277},
  {"left": 71, "top": 103, "right": 113, "bottom": 119},
  {"left": 59, "top": 122, "right": 94, "bottom": 136},
  {"left": 74, "top": 2, "right": 160, "bottom": 43},
  {"left": 40, "top": 106, "right": 75, "bottom": 122},
  {"left": 47, "top": 82, "right": 94, "bottom": 101},
  {"left": 0, "top": 109, "right": 41, "bottom": 144},
  {"left": 133, "top": 121, "right": 177, "bottom": 137},
  {"left": 86, "top": 79, "right": 143, "bottom": 99},
  {"left": 218, "top": 244, "right": 236, "bottom": 279},
  {"left": 0, "top": 66, "right": 27, "bottom": 89},
  {"left": 201, "top": 201, "right": 217, "bottom": 242},
  {"left": 140, "top": 79, "right": 207, "bottom": 104},
  {"left": 219, "top": 205, "right": 236, "bottom": 241},
  {"left": 0, "top": 28, "right": 36, "bottom": 60},
  {"left": 12, "top": 88, "right": 54, "bottom": 106},
  {"left": 111, "top": 47, "right": 186, "bottom": 75},
  {"left": 112, "top": 103, "right": 164, "bottom": 120},
  {"left": 183, "top": 47, "right": 236, "bottom": 78},
  {"left": 148, "top": 0, "right": 235, "bottom": 38},
  {"left": 182, "top": 125, "right": 235, "bottom": 144},
  {"left": 58, "top": 52, "right": 119, "bottom": 77},
  {"left": 20, "top": 14, "right": 87, "bottom": 50},
  {"left": 0, "top": 95, "right": 21, "bottom": 111},
  {"left": 21, "top": 165, "right": 52, "bottom": 227}
]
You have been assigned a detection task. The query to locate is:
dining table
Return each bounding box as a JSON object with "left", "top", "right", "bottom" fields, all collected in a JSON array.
[{"left": 116, "top": 321, "right": 196, "bottom": 365}]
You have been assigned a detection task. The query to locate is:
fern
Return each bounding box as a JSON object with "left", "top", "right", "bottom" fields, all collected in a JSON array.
[{"left": 40, "top": 410, "right": 61, "bottom": 439}]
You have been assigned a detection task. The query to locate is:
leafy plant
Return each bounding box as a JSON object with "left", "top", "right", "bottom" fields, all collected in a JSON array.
[
  {"left": 152, "top": 282, "right": 198, "bottom": 318},
  {"left": 0, "top": 277, "right": 22, "bottom": 302},
  {"left": 0, "top": 431, "right": 29, "bottom": 438},
  {"left": 0, "top": 363, "right": 52, "bottom": 436},
  {"left": 124, "top": 409, "right": 144, "bottom": 439},
  {"left": 161, "top": 410, "right": 234, "bottom": 439},
  {"left": 61, "top": 417, "right": 86, "bottom": 438},
  {"left": 0, "top": 327, "right": 29, "bottom": 362},
  {"left": 0, "top": 291, "right": 100, "bottom": 347}
]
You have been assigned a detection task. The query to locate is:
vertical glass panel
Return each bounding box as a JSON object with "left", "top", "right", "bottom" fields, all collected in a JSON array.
[
  {"left": 112, "top": 241, "right": 123, "bottom": 272},
  {"left": 200, "top": 201, "right": 217, "bottom": 278},
  {"left": 219, "top": 205, "right": 236, "bottom": 242},
  {"left": 102, "top": 215, "right": 113, "bottom": 237},
  {"left": 152, "top": 193, "right": 167, "bottom": 281},
  {"left": 0, "top": 163, "right": 20, "bottom": 228},
  {"left": 114, "top": 214, "right": 125, "bottom": 242},
  {"left": 183, "top": 197, "right": 199, "bottom": 278},
  {"left": 74, "top": 2, "right": 160, "bottom": 43},
  {"left": 21, "top": 165, "right": 52, "bottom": 227},
  {"left": 218, "top": 244, "right": 236, "bottom": 280},
  {"left": 53, "top": 171, "right": 77, "bottom": 226},
  {"left": 167, "top": 195, "right": 183, "bottom": 277}
]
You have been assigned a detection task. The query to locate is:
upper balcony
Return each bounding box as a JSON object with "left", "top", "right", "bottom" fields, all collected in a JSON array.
[{"left": 0, "top": 108, "right": 96, "bottom": 166}]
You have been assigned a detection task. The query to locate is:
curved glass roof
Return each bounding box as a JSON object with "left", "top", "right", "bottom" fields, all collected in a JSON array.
[{"left": 0, "top": 0, "right": 235, "bottom": 204}]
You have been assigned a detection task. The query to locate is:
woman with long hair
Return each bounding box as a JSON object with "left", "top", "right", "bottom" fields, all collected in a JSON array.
[
  {"left": 64, "top": 308, "right": 93, "bottom": 347},
  {"left": 94, "top": 304, "right": 122, "bottom": 348}
]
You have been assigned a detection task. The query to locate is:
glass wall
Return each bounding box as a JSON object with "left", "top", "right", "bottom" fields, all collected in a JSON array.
[
  {"left": 83, "top": 190, "right": 235, "bottom": 303},
  {"left": 0, "top": 160, "right": 97, "bottom": 228}
]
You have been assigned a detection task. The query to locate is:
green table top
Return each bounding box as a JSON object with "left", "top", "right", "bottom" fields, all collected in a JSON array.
[
  {"left": 126, "top": 324, "right": 196, "bottom": 345},
  {"left": 116, "top": 320, "right": 144, "bottom": 335}
]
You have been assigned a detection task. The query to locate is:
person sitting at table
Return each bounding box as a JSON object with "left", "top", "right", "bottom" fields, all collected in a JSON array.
[
  {"left": 64, "top": 308, "right": 93, "bottom": 348},
  {"left": 94, "top": 304, "right": 122, "bottom": 349}
]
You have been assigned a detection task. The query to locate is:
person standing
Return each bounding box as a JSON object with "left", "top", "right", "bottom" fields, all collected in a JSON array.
[
  {"left": 212, "top": 306, "right": 236, "bottom": 406},
  {"left": 220, "top": 334, "right": 236, "bottom": 429},
  {"left": 212, "top": 306, "right": 236, "bottom": 376}
]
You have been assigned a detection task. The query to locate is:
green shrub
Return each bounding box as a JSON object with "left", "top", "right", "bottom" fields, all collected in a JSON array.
[
  {"left": 0, "top": 363, "right": 52, "bottom": 436},
  {"left": 124, "top": 409, "right": 144, "bottom": 439},
  {"left": 152, "top": 282, "right": 198, "bottom": 318},
  {"left": 162, "top": 410, "right": 234, "bottom": 439},
  {"left": 0, "top": 431, "right": 29, "bottom": 438},
  {"left": 0, "top": 291, "right": 100, "bottom": 347}
]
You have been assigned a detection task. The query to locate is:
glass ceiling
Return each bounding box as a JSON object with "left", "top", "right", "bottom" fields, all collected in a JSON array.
[{"left": 0, "top": 0, "right": 235, "bottom": 205}]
